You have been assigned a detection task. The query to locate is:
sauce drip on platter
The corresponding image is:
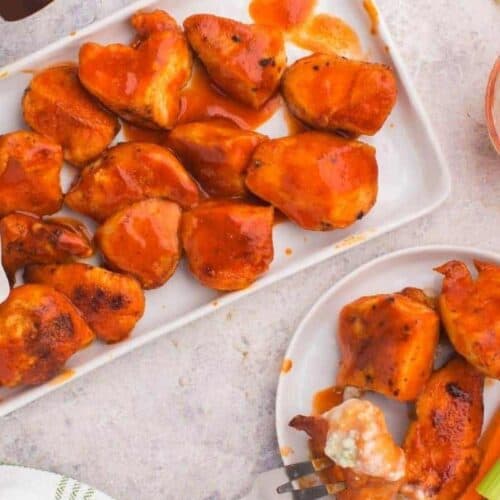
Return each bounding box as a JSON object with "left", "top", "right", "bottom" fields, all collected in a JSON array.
[
  {"left": 249, "top": 0, "right": 316, "bottom": 31},
  {"left": 178, "top": 62, "right": 281, "bottom": 130}
]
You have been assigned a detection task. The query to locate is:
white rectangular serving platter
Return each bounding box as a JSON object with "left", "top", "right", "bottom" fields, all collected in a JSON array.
[{"left": 0, "top": 0, "right": 450, "bottom": 415}]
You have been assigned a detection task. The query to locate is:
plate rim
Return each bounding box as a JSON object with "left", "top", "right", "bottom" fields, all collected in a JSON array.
[
  {"left": 0, "top": 0, "right": 452, "bottom": 416},
  {"left": 275, "top": 244, "right": 500, "bottom": 464}
]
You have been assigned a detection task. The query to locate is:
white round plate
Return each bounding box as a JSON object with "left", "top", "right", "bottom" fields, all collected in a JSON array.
[{"left": 276, "top": 245, "right": 500, "bottom": 466}]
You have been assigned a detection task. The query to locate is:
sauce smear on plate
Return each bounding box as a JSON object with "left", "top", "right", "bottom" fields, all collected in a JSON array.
[
  {"left": 178, "top": 62, "right": 281, "bottom": 130},
  {"left": 312, "top": 386, "right": 344, "bottom": 415},
  {"left": 363, "top": 0, "right": 379, "bottom": 35},
  {"left": 249, "top": 0, "right": 316, "bottom": 31},
  {"left": 291, "top": 14, "right": 363, "bottom": 59}
]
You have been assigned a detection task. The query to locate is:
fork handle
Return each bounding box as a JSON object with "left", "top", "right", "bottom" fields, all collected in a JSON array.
[{"left": 241, "top": 468, "right": 292, "bottom": 499}]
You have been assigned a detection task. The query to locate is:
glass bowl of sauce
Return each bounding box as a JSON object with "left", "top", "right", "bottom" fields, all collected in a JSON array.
[
  {"left": 0, "top": 0, "right": 53, "bottom": 21},
  {"left": 486, "top": 57, "right": 500, "bottom": 154}
]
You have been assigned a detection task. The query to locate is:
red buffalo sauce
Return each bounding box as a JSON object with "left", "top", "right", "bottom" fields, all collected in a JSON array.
[
  {"left": 2, "top": 157, "right": 27, "bottom": 184},
  {"left": 363, "top": 0, "right": 379, "bottom": 35},
  {"left": 312, "top": 386, "right": 344, "bottom": 415},
  {"left": 249, "top": 0, "right": 316, "bottom": 31},
  {"left": 284, "top": 108, "right": 309, "bottom": 135},
  {"left": 291, "top": 14, "right": 363, "bottom": 59},
  {"left": 122, "top": 122, "right": 166, "bottom": 145},
  {"left": 0, "top": 0, "right": 53, "bottom": 21},
  {"left": 178, "top": 62, "right": 281, "bottom": 130}
]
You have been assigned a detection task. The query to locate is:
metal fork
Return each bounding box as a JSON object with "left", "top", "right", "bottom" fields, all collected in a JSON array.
[{"left": 242, "top": 458, "right": 346, "bottom": 500}]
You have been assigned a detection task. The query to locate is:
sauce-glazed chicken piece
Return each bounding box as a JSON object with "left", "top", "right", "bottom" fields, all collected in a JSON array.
[
  {"left": 181, "top": 201, "right": 274, "bottom": 290},
  {"left": 183, "top": 14, "right": 286, "bottom": 109},
  {"left": 65, "top": 142, "right": 199, "bottom": 222},
  {"left": 402, "top": 357, "right": 484, "bottom": 500},
  {"left": 282, "top": 54, "right": 397, "bottom": 136},
  {"left": 22, "top": 65, "right": 120, "bottom": 167},
  {"left": 0, "top": 212, "right": 93, "bottom": 285},
  {"left": 0, "top": 131, "right": 63, "bottom": 217},
  {"left": 290, "top": 399, "right": 406, "bottom": 499},
  {"left": 24, "top": 263, "right": 145, "bottom": 343},
  {"left": 436, "top": 260, "right": 500, "bottom": 379},
  {"left": 0, "top": 284, "right": 94, "bottom": 387},
  {"left": 167, "top": 119, "right": 267, "bottom": 197},
  {"left": 245, "top": 132, "right": 378, "bottom": 231},
  {"left": 79, "top": 10, "right": 192, "bottom": 129},
  {"left": 95, "top": 198, "right": 182, "bottom": 289},
  {"left": 400, "top": 287, "right": 438, "bottom": 310},
  {"left": 337, "top": 293, "right": 439, "bottom": 401}
]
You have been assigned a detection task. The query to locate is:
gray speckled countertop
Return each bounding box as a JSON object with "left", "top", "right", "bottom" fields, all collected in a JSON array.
[{"left": 0, "top": 1, "right": 499, "bottom": 499}]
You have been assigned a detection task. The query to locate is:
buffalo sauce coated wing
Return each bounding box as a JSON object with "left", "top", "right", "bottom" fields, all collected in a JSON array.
[
  {"left": 290, "top": 415, "right": 402, "bottom": 500},
  {"left": 22, "top": 65, "right": 120, "bottom": 167},
  {"left": 402, "top": 357, "right": 484, "bottom": 499},
  {"left": 282, "top": 54, "right": 397, "bottom": 136},
  {"left": 79, "top": 10, "right": 192, "bottom": 129},
  {"left": 65, "top": 142, "right": 199, "bottom": 222},
  {"left": 0, "top": 131, "right": 63, "bottom": 216},
  {"left": 436, "top": 260, "right": 500, "bottom": 379},
  {"left": 181, "top": 201, "right": 274, "bottom": 291},
  {"left": 290, "top": 399, "right": 405, "bottom": 500},
  {"left": 24, "top": 263, "right": 145, "bottom": 343},
  {"left": 95, "top": 198, "right": 182, "bottom": 289},
  {"left": 0, "top": 284, "right": 94, "bottom": 387},
  {"left": 167, "top": 119, "right": 267, "bottom": 197},
  {"left": 400, "top": 286, "right": 438, "bottom": 311},
  {"left": 336, "top": 293, "right": 440, "bottom": 401},
  {"left": 245, "top": 132, "right": 378, "bottom": 231},
  {"left": 183, "top": 14, "right": 286, "bottom": 108},
  {"left": 0, "top": 212, "right": 93, "bottom": 285}
]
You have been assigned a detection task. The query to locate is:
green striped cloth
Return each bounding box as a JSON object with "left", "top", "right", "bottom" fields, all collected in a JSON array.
[{"left": 0, "top": 464, "right": 114, "bottom": 500}]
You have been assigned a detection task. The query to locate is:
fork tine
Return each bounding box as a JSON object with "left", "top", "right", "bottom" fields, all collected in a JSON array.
[
  {"left": 284, "top": 458, "right": 333, "bottom": 479},
  {"left": 284, "top": 461, "right": 315, "bottom": 480},
  {"left": 291, "top": 482, "right": 346, "bottom": 500},
  {"left": 276, "top": 482, "right": 295, "bottom": 494},
  {"left": 291, "top": 484, "right": 329, "bottom": 500}
]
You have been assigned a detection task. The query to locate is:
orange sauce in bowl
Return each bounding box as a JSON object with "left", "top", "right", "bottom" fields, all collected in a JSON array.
[
  {"left": 178, "top": 62, "right": 281, "bottom": 130},
  {"left": 0, "top": 0, "right": 53, "bottom": 21},
  {"left": 249, "top": 0, "right": 316, "bottom": 31}
]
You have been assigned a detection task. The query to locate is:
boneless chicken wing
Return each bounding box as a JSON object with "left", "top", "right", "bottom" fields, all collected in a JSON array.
[
  {"left": 65, "top": 142, "right": 199, "bottom": 222},
  {"left": 402, "top": 357, "right": 484, "bottom": 499},
  {"left": 336, "top": 293, "right": 440, "bottom": 401},
  {"left": 436, "top": 260, "right": 500, "bottom": 379},
  {"left": 181, "top": 201, "right": 274, "bottom": 290},
  {"left": 184, "top": 14, "right": 286, "bottom": 108},
  {"left": 79, "top": 10, "right": 192, "bottom": 129},
  {"left": 95, "top": 198, "right": 182, "bottom": 289},
  {"left": 0, "top": 131, "right": 63, "bottom": 217},
  {"left": 282, "top": 54, "right": 397, "bottom": 136},
  {"left": 0, "top": 212, "right": 93, "bottom": 284},
  {"left": 400, "top": 287, "right": 438, "bottom": 310},
  {"left": 22, "top": 64, "right": 120, "bottom": 167},
  {"left": 24, "top": 263, "right": 145, "bottom": 343},
  {"left": 245, "top": 132, "right": 378, "bottom": 231},
  {"left": 290, "top": 399, "right": 405, "bottom": 499},
  {"left": 167, "top": 119, "right": 267, "bottom": 197},
  {"left": 0, "top": 284, "right": 94, "bottom": 387}
]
